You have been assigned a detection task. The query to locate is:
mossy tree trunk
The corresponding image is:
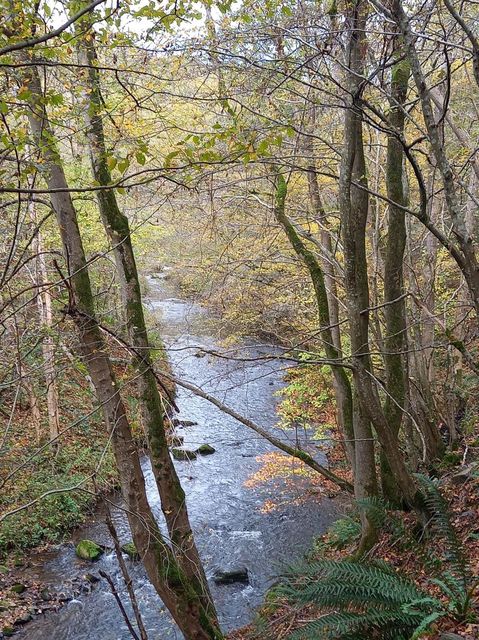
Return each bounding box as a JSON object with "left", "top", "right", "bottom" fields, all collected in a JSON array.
[
  {"left": 74, "top": 20, "right": 218, "bottom": 623},
  {"left": 21, "top": 58, "right": 223, "bottom": 640},
  {"left": 273, "top": 170, "right": 355, "bottom": 469},
  {"left": 339, "top": 0, "right": 423, "bottom": 515},
  {"left": 381, "top": 49, "right": 410, "bottom": 504}
]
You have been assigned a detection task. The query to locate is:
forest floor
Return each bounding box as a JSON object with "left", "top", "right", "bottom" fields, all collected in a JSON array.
[
  {"left": 227, "top": 434, "right": 479, "bottom": 640},
  {"left": 0, "top": 338, "right": 176, "bottom": 636}
]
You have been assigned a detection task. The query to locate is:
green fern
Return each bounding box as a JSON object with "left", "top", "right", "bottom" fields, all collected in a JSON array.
[
  {"left": 278, "top": 476, "right": 477, "bottom": 640},
  {"left": 355, "top": 495, "right": 390, "bottom": 530},
  {"left": 415, "top": 474, "right": 468, "bottom": 582},
  {"left": 326, "top": 517, "right": 361, "bottom": 550},
  {"left": 279, "top": 560, "right": 442, "bottom": 639}
]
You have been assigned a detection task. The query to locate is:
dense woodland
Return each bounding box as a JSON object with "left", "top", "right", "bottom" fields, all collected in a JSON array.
[{"left": 0, "top": 0, "right": 478, "bottom": 638}]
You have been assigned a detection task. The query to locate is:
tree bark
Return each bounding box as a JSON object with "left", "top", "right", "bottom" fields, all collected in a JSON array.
[
  {"left": 75, "top": 24, "right": 216, "bottom": 617},
  {"left": 339, "top": 0, "right": 421, "bottom": 512},
  {"left": 20, "top": 58, "right": 223, "bottom": 640},
  {"left": 391, "top": 0, "right": 479, "bottom": 320},
  {"left": 381, "top": 48, "right": 410, "bottom": 502},
  {"left": 273, "top": 171, "right": 355, "bottom": 469},
  {"left": 31, "top": 201, "right": 60, "bottom": 446}
]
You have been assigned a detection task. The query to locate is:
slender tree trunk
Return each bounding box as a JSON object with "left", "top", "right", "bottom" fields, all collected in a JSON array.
[
  {"left": 273, "top": 171, "right": 355, "bottom": 469},
  {"left": 20, "top": 59, "right": 223, "bottom": 640},
  {"left": 391, "top": 0, "right": 479, "bottom": 320},
  {"left": 352, "top": 392, "right": 378, "bottom": 554},
  {"left": 339, "top": 0, "right": 421, "bottom": 512},
  {"left": 75, "top": 25, "right": 216, "bottom": 617},
  {"left": 31, "top": 201, "right": 60, "bottom": 446},
  {"left": 381, "top": 49, "right": 410, "bottom": 502},
  {"left": 305, "top": 141, "right": 355, "bottom": 468}
]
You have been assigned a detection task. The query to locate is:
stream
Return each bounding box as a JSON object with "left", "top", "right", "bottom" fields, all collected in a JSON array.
[{"left": 18, "top": 273, "right": 339, "bottom": 639}]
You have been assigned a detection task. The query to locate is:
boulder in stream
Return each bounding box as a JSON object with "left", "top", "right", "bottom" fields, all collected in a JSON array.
[
  {"left": 14, "top": 611, "right": 33, "bottom": 625},
  {"left": 213, "top": 566, "right": 249, "bottom": 585},
  {"left": 197, "top": 444, "right": 216, "bottom": 456},
  {"left": 171, "top": 448, "right": 197, "bottom": 461},
  {"left": 75, "top": 539, "right": 103, "bottom": 561},
  {"left": 121, "top": 542, "right": 140, "bottom": 560},
  {"left": 10, "top": 584, "right": 26, "bottom": 595}
]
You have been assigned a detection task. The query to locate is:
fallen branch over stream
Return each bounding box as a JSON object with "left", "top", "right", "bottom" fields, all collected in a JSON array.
[
  {"left": 160, "top": 371, "right": 354, "bottom": 494},
  {"left": 94, "top": 317, "right": 354, "bottom": 494}
]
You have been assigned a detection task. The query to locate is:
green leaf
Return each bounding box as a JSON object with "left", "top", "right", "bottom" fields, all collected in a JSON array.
[
  {"left": 117, "top": 158, "right": 130, "bottom": 173},
  {"left": 49, "top": 93, "right": 64, "bottom": 106},
  {"left": 106, "top": 156, "right": 117, "bottom": 170},
  {"left": 135, "top": 151, "right": 146, "bottom": 165},
  {"left": 164, "top": 150, "right": 180, "bottom": 168},
  {"left": 18, "top": 87, "right": 32, "bottom": 101}
]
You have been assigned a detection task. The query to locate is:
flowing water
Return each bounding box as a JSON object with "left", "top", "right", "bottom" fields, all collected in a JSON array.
[{"left": 19, "top": 274, "right": 339, "bottom": 639}]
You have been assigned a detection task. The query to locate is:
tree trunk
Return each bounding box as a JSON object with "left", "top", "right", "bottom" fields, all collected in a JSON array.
[
  {"left": 381, "top": 49, "right": 410, "bottom": 502},
  {"left": 20, "top": 59, "right": 223, "bottom": 640},
  {"left": 392, "top": 0, "right": 479, "bottom": 320},
  {"left": 30, "top": 201, "right": 60, "bottom": 446},
  {"left": 75, "top": 25, "right": 216, "bottom": 617},
  {"left": 339, "top": 0, "right": 421, "bottom": 512},
  {"left": 273, "top": 171, "right": 355, "bottom": 469}
]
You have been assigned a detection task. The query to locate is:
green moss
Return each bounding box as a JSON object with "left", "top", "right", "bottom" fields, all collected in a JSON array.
[
  {"left": 197, "top": 444, "right": 216, "bottom": 455},
  {"left": 121, "top": 542, "right": 140, "bottom": 560},
  {"left": 391, "top": 59, "right": 410, "bottom": 88},
  {"left": 10, "top": 583, "right": 26, "bottom": 594},
  {"left": 275, "top": 174, "right": 287, "bottom": 208},
  {"left": 171, "top": 448, "right": 197, "bottom": 461},
  {"left": 75, "top": 539, "right": 103, "bottom": 561},
  {"left": 440, "top": 451, "right": 462, "bottom": 468}
]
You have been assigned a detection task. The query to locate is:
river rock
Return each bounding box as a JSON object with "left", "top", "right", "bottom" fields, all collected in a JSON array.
[
  {"left": 40, "top": 588, "right": 52, "bottom": 601},
  {"left": 172, "top": 419, "right": 198, "bottom": 427},
  {"left": 170, "top": 435, "right": 184, "bottom": 447},
  {"left": 171, "top": 448, "right": 197, "bottom": 461},
  {"left": 121, "top": 542, "right": 140, "bottom": 560},
  {"left": 14, "top": 612, "right": 33, "bottom": 625},
  {"left": 10, "top": 583, "right": 26, "bottom": 594},
  {"left": 450, "top": 462, "right": 479, "bottom": 485},
  {"left": 84, "top": 574, "right": 100, "bottom": 585},
  {"left": 197, "top": 444, "right": 216, "bottom": 455},
  {"left": 213, "top": 566, "right": 249, "bottom": 585},
  {"left": 75, "top": 539, "right": 103, "bottom": 561}
]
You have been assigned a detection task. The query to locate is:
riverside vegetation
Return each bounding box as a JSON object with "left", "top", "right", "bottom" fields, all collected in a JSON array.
[{"left": 0, "top": 0, "right": 479, "bottom": 638}]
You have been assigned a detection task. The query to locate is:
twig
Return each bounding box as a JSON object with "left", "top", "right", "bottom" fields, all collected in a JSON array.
[{"left": 99, "top": 570, "right": 140, "bottom": 640}]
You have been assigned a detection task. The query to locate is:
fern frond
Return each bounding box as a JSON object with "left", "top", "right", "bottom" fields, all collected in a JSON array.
[
  {"left": 280, "top": 560, "right": 425, "bottom": 609},
  {"left": 289, "top": 608, "right": 424, "bottom": 640},
  {"left": 415, "top": 474, "right": 469, "bottom": 583},
  {"left": 355, "top": 495, "right": 390, "bottom": 529}
]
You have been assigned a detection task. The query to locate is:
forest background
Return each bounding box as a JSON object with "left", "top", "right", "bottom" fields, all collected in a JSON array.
[{"left": 0, "top": 0, "right": 479, "bottom": 638}]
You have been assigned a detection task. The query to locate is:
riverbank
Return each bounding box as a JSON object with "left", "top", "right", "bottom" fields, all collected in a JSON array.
[
  {"left": 227, "top": 443, "right": 479, "bottom": 640},
  {"left": 1, "top": 274, "right": 340, "bottom": 639}
]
